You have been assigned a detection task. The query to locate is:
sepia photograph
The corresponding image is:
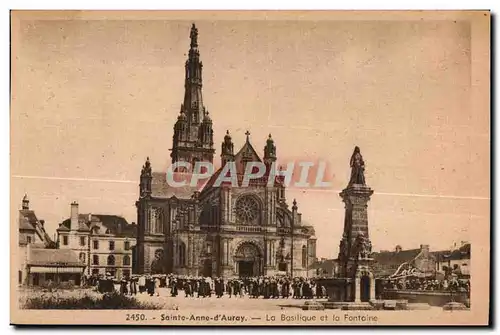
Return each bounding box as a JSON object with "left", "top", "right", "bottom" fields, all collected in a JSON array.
[{"left": 9, "top": 10, "right": 490, "bottom": 326}]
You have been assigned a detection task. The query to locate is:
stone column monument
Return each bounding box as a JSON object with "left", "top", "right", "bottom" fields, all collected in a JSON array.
[{"left": 336, "top": 146, "right": 375, "bottom": 308}]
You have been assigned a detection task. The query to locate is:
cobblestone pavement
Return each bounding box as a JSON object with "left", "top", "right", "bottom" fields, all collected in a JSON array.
[{"left": 135, "top": 288, "right": 307, "bottom": 311}]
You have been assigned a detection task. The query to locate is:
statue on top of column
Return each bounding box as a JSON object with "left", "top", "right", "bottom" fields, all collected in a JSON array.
[{"left": 348, "top": 146, "right": 366, "bottom": 186}]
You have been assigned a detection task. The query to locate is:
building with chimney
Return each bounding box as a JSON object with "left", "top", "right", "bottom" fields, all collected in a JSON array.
[
  {"left": 371, "top": 244, "right": 437, "bottom": 278},
  {"left": 135, "top": 24, "right": 317, "bottom": 277},
  {"left": 56, "top": 201, "right": 137, "bottom": 279},
  {"left": 18, "top": 195, "right": 85, "bottom": 286}
]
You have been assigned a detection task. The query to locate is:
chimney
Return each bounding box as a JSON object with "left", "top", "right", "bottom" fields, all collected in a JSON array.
[
  {"left": 420, "top": 244, "right": 430, "bottom": 255},
  {"left": 70, "top": 201, "right": 79, "bottom": 230}
]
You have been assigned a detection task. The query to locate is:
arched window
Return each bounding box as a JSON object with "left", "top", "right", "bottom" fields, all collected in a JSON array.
[
  {"left": 79, "top": 252, "right": 86, "bottom": 263},
  {"left": 302, "top": 245, "right": 307, "bottom": 268},
  {"left": 156, "top": 210, "right": 164, "bottom": 234},
  {"left": 107, "top": 255, "right": 115, "bottom": 266},
  {"left": 177, "top": 242, "right": 186, "bottom": 267},
  {"left": 276, "top": 209, "right": 290, "bottom": 228},
  {"left": 123, "top": 255, "right": 131, "bottom": 266},
  {"left": 149, "top": 207, "right": 164, "bottom": 234}
]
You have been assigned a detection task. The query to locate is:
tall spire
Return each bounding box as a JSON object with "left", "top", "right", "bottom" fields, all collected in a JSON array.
[
  {"left": 190, "top": 23, "right": 198, "bottom": 49},
  {"left": 184, "top": 23, "right": 204, "bottom": 124},
  {"left": 171, "top": 23, "right": 215, "bottom": 166}
]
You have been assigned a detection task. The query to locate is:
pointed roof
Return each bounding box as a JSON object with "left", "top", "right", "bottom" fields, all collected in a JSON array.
[
  {"left": 201, "top": 134, "right": 283, "bottom": 192},
  {"left": 234, "top": 137, "right": 262, "bottom": 168}
]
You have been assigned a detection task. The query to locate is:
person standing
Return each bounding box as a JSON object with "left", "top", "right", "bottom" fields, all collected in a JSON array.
[
  {"left": 147, "top": 276, "right": 155, "bottom": 296},
  {"left": 120, "top": 278, "right": 128, "bottom": 295},
  {"left": 184, "top": 279, "right": 192, "bottom": 298},
  {"left": 171, "top": 278, "right": 178, "bottom": 297},
  {"left": 130, "top": 277, "right": 137, "bottom": 295},
  {"left": 138, "top": 275, "right": 146, "bottom": 294},
  {"left": 198, "top": 278, "right": 205, "bottom": 298},
  {"left": 154, "top": 276, "right": 160, "bottom": 297}
]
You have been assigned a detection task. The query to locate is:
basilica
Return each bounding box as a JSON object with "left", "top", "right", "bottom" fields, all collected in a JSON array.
[{"left": 135, "top": 24, "right": 317, "bottom": 278}]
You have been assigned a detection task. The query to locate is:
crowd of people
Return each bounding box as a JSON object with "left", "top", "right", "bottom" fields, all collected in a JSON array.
[
  {"left": 85, "top": 272, "right": 470, "bottom": 300},
  {"left": 381, "top": 277, "right": 470, "bottom": 293},
  {"left": 171, "top": 276, "right": 328, "bottom": 299},
  {"left": 85, "top": 274, "right": 328, "bottom": 299}
]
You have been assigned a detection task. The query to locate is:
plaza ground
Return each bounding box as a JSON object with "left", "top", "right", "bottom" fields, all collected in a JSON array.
[{"left": 18, "top": 287, "right": 445, "bottom": 312}]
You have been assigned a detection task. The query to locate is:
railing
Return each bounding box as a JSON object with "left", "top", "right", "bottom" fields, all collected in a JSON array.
[
  {"left": 176, "top": 224, "right": 287, "bottom": 234},
  {"left": 235, "top": 226, "right": 263, "bottom": 233}
]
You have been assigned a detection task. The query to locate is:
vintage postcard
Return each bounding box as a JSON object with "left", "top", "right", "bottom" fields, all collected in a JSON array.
[{"left": 10, "top": 10, "right": 490, "bottom": 326}]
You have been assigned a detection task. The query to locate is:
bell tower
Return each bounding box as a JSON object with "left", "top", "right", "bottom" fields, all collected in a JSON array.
[{"left": 170, "top": 23, "right": 215, "bottom": 168}]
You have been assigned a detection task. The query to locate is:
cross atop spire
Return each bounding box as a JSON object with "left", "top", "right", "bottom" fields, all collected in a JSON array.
[{"left": 245, "top": 130, "right": 251, "bottom": 142}]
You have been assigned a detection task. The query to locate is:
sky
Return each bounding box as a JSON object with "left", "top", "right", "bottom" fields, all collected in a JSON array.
[{"left": 11, "top": 13, "right": 489, "bottom": 258}]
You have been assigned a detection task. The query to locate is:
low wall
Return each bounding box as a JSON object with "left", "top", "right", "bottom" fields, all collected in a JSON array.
[{"left": 381, "top": 289, "right": 470, "bottom": 307}]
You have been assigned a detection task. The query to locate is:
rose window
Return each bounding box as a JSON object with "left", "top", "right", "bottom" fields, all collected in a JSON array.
[{"left": 235, "top": 196, "right": 259, "bottom": 224}]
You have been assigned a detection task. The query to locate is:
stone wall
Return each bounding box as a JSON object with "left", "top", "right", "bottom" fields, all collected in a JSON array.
[{"left": 381, "top": 289, "right": 469, "bottom": 306}]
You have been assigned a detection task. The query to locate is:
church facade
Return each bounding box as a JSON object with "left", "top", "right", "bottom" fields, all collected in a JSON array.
[{"left": 135, "top": 24, "right": 317, "bottom": 278}]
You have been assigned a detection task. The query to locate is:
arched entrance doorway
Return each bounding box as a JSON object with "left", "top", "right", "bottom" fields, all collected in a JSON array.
[
  {"left": 234, "top": 242, "right": 262, "bottom": 278},
  {"left": 360, "top": 275, "right": 371, "bottom": 302},
  {"left": 202, "top": 259, "right": 212, "bottom": 277}
]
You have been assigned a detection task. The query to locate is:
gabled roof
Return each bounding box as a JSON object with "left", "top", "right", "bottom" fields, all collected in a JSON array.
[
  {"left": 201, "top": 139, "right": 283, "bottom": 192},
  {"left": 60, "top": 214, "right": 137, "bottom": 238},
  {"left": 28, "top": 248, "right": 85, "bottom": 267},
  {"left": 234, "top": 139, "right": 262, "bottom": 165},
  {"left": 56, "top": 224, "right": 70, "bottom": 232}
]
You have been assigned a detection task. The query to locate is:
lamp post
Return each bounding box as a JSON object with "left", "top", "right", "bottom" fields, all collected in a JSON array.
[{"left": 291, "top": 199, "right": 297, "bottom": 278}]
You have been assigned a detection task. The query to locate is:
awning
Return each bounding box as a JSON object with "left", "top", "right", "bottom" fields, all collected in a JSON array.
[{"left": 29, "top": 266, "right": 85, "bottom": 274}]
